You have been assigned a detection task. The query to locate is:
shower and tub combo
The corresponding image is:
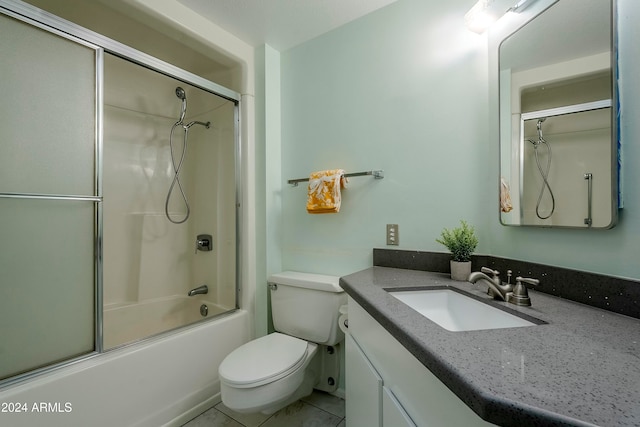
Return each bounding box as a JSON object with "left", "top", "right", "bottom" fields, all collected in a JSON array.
[
  {"left": 101, "top": 57, "right": 239, "bottom": 350},
  {"left": 0, "top": 3, "right": 245, "bottom": 426}
]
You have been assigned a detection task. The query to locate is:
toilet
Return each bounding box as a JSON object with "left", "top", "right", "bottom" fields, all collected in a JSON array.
[{"left": 219, "top": 271, "right": 347, "bottom": 414}]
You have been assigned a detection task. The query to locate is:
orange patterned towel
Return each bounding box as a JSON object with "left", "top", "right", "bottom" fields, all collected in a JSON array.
[{"left": 306, "top": 169, "right": 347, "bottom": 214}]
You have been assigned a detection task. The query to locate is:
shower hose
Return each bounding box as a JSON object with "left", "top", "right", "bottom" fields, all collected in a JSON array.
[
  {"left": 529, "top": 118, "right": 555, "bottom": 220},
  {"left": 165, "top": 123, "right": 192, "bottom": 224},
  {"left": 165, "top": 87, "right": 210, "bottom": 224}
]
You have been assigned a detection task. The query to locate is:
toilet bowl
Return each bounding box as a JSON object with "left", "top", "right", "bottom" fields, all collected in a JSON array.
[
  {"left": 219, "top": 332, "right": 320, "bottom": 414},
  {"left": 218, "top": 271, "right": 346, "bottom": 414}
]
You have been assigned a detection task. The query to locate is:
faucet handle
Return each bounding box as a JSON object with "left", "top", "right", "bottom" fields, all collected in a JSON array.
[
  {"left": 507, "top": 276, "right": 539, "bottom": 306},
  {"left": 480, "top": 267, "right": 500, "bottom": 277},
  {"left": 516, "top": 276, "right": 539, "bottom": 286},
  {"left": 512, "top": 277, "right": 539, "bottom": 299}
]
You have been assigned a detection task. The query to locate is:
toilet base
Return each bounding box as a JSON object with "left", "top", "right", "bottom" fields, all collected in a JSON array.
[
  {"left": 259, "top": 362, "right": 319, "bottom": 414},
  {"left": 314, "top": 343, "right": 341, "bottom": 393},
  {"left": 221, "top": 344, "right": 321, "bottom": 414}
]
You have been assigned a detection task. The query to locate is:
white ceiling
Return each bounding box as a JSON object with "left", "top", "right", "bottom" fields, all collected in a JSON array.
[{"left": 176, "top": 0, "right": 398, "bottom": 51}]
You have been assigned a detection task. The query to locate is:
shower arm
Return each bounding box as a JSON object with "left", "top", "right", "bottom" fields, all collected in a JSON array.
[{"left": 184, "top": 120, "right": 211, "bottom": 130}]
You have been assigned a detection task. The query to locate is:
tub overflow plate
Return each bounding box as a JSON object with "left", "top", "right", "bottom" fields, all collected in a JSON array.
[{"left": 200, "top": 304, "right": 208, "bottom": 317}]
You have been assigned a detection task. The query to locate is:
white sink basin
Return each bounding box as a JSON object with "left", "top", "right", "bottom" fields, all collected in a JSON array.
[{"left": 388, "top": 288, "right": 538, "bottom": 332}]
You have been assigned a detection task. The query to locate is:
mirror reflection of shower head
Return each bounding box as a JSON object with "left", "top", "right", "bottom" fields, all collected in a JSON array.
[
  {"left": 536, "top": 117, "right": 547, "bottom": 143},
  {"left": 527, "top": 118, "right": 547, "bottom": 147}
]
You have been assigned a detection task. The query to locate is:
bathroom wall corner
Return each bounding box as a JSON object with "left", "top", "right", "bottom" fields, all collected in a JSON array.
[{"left": 256, "top": 44, "right": 283, "bottom": 336}]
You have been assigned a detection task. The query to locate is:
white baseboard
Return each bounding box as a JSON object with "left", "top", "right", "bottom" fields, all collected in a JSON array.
[{"left": 161, "top": 391, "right": 222, "bottom": 427}]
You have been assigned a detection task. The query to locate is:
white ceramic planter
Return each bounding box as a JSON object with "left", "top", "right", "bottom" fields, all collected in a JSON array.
[{"left": 450, "top": 261, "right": 471, "bottom": 281}]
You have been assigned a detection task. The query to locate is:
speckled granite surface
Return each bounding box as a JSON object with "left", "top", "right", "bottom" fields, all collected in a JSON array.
[
  {"left": 373, "top": 249, "right": 640, "bottom": 319},
  {"left": 340, "top": 266, "right": 640, "bottom": 427}
]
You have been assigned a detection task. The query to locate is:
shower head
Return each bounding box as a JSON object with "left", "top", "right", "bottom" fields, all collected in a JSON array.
[{"left": 175, "top": 87, "right": 187, "bottom": 124}]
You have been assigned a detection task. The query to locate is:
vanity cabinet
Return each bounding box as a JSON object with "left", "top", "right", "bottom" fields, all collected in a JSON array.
[
  {"left": 345, "top": 333, "right": 382, "bottom": 427},
  {"left": 382, "top": 386, "right": 417, "bottom": 427},
  {"left": 345, "top": 296, "right": 495, "bottom": 427}
]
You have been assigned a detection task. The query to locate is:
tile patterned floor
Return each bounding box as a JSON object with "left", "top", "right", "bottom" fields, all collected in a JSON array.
[{"left": 181, "top": 391, "right": 345, "bottom": 427}]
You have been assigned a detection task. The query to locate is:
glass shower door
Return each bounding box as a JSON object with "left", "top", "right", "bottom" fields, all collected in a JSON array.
[{"left": 0, "top": 11, "right": 100, "bottom": 381}]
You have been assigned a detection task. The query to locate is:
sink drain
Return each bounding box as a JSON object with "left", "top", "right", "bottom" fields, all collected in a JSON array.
[{"left": 200, "top": 304, "right": 208, "bottom": 317}]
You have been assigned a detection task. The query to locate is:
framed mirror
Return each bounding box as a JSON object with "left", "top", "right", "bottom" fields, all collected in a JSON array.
[{"left": 498, "top": 0, "right": 619, "bottom": 228}]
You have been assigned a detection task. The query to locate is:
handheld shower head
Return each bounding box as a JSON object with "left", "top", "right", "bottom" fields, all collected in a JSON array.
[{"left": 175, "top": 87, "right": 187, "bottom": 124}]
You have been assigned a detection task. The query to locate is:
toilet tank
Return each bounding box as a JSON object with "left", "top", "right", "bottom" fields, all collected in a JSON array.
[{"left": 268, "top": 271, "right": 347, "bottom": 346}]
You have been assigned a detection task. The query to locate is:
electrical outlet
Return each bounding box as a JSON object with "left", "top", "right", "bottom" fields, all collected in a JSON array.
[{"left": 386, "top": 224, "right": 399, "bottom": 246}]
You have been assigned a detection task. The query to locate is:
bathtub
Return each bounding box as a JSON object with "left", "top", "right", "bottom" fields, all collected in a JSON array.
[
  {"left": 0, "top": 308, "right": 250, "bottom": 427},
  {"left": 103, "top": 296, "right": 232, "bottom": 349}
]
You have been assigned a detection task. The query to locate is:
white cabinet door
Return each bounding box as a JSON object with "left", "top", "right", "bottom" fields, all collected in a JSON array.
[
  {"left": 348, "top": 297, "right": 496, "bottom": 427},
  {"left": 383, "top": 386, "right": 417, "bottom": 427},
  {"left": 345, "top": 333, "right": 383, "bottom": 427}
]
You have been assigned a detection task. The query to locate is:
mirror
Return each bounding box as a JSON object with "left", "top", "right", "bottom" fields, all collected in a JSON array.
[{"left": 498, "top": 0, "right": 618, "bottom": 228}]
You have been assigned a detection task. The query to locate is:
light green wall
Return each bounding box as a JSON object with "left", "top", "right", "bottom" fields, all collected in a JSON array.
[
  {"left": 275, "top": 0, "right": 640, "bottom": 282},
  {"left": 280, "top": 0, "right": 490, "bottom": 277},
  {"left": 255, "top": 45, "right": 282, "bottom": 335}
]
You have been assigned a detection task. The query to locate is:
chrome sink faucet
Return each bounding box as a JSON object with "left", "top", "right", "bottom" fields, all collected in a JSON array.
[
  {"left": 468, "top": 267, "right": 512, "bottom": 301},
  {"left": 468, "top": 267, "right": 539, "bottom": 306}
]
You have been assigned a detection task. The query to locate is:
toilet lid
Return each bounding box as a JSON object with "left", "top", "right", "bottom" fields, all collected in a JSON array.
[{"left": 219, "top": 333, "right": 309, "bottom": 387}]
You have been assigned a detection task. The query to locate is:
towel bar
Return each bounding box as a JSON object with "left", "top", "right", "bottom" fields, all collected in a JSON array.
[{"left": 288, "top": 170, "right": 384, "bottom": 186}]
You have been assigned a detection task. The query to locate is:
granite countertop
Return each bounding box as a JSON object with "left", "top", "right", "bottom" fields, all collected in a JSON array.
[{"left": 340, "top": 266, "right": 640, "bottom": 427}]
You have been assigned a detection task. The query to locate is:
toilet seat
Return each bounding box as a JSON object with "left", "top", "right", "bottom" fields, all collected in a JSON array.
[{"left": 219, "top": 333, "right": 311, "bottom": 388}]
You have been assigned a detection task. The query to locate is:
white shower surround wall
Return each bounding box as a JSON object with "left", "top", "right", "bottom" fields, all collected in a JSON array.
[
  {"left": 103, "top": 296, "right": 230, "bottom": 349},
  {"left": 102, "top": 52, "right": 239, "bottom": 311}
]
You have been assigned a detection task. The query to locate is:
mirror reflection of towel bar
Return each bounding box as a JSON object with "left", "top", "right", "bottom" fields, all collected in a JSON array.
[
  {"left": 288, "top": 170, "right": 384, "bottom": 186},
  {"left": 585, "top": 173, "right": 593, "bottom": 227}
]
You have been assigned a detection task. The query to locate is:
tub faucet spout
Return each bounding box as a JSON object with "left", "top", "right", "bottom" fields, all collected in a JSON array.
[
  {"left": 468, "top": 267, "right": 513, "bottom": 301},
  {"left": 188, "top": 284, "right": 208, "bottom": 296}
]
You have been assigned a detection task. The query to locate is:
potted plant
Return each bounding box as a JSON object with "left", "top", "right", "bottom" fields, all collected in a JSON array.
[{"left": 436, "top": 220, "right": 478, "bottom": 281}]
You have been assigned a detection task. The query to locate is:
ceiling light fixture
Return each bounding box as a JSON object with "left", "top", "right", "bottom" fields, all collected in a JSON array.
[
  {"left": 464, "top": 0, "right": 499, "bottom": 34},
  {"left": 508, "top": 0, "right": 537, "bottom": 13},
  {"left": 465, "top": 0, "right": 539, "bottom": 33}
]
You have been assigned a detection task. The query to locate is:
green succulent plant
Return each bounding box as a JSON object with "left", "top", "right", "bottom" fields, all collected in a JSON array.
[{"left": 436, "top": 220, "right": 478, "bottom": 262}]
